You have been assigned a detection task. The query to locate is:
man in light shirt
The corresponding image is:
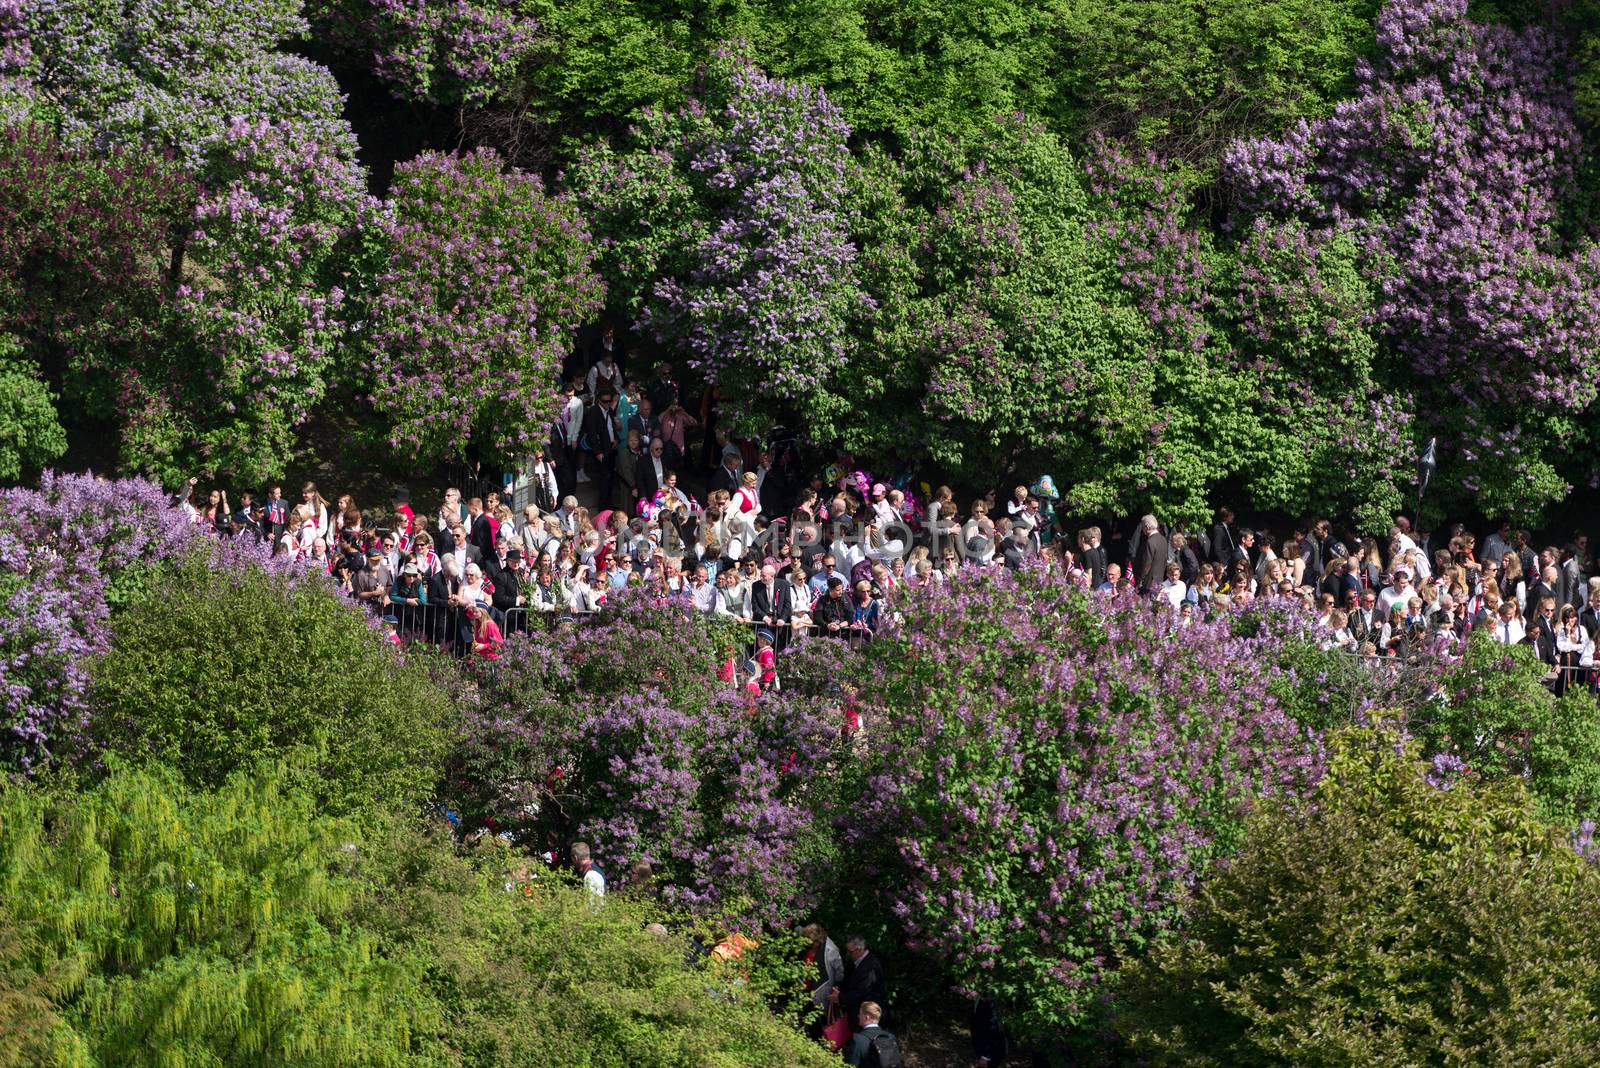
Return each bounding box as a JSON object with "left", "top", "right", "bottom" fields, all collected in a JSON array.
[{"left": 1490, "top": 600, "right": 1526, "bottom": 646}]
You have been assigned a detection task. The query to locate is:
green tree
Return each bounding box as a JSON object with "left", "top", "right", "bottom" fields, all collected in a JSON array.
[
  {"left": 90, "top": 551, "right": 454, "bottom": 818},
  {"left": 0, "top": 766, "right": 438, "bottom": 1068},
  {"left": 1056, "top": 0, "right": 1378, "bottom": 173},
  {"left": 365, "top": 826, "right": 838, "bottom": 1068},
  {"left": 0, "top": 335, "right": 66, "bottom": 480},
  {"left": 1118, "top": 722, "right": 1600, "bottom": 1066}
]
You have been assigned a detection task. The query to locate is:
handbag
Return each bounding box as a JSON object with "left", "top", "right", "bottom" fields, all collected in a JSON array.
[{"left": 822, "top": 1005, "right": 852, "bottom": 1051}]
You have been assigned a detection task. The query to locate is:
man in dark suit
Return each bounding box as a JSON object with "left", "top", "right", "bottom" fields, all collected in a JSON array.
[
  {"left": 465, "top": 498, "right": 495, "bottom": 559},
  {"left": 636, "top": 438, "right": 668, "bottom": 505},
  {"left": 1526, "top": 594, "right": 1559, "bottom": 666},
  {"left": 709, "top": 446, "right": 743, "bottom": 496},
  {"left": 582, "top": 390, "right": 620, "bottom": 509},
  {"left": 647, "top": 362, "right": 678, "bottom": 417},
  {"left": 1134, "top": 514, "right": 1169, "bottom": 596},
  {"left": 1580, "top": 587, "right": 1600, "bottom": 640},
  {"left": 749, "top": 562, "right": 792, "bottom": 652},
  {"left": 438, "top": 520, "right": 484, "bottom": 574},
  {"left": 1526, "top": 566, "right": 1559, "bottom": 628},
  {"left": 1210, "top": 507, "right": 1236, "bottom": 566},
  {"left": 489, "top": 549, "right": 525, "bottom": 632},
  {"left": 831, "top": 935, "right": 888, "bottom": 1035}
]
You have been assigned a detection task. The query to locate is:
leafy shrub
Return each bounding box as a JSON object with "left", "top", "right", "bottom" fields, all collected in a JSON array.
[
  {"left": 364, "top": 824, "right": 838, "bottom": 1068},
  {"left": 570, "top": 49, "right": 870, "bottom": 435},
  {"left": 90, "top": 549, "right": 454, "bottom": 817},
  {"left": 848, "top": 566, "right": 1324, "bottom": 1037},
  {"left": 1417, "top": 633, "right": 1600, "bottom": 824},
  {"left": 0, "top": 765, "right": 438, "bottom": 1068},
  {"left": 447, "top": 589, "right": 732, "bottom": 831},
  {"left": 1118, "top": 722, "right": 1600, "bottom": 1065},
  {"left": 1225, "top": 0, "right": 1600, "bottom": 520}
]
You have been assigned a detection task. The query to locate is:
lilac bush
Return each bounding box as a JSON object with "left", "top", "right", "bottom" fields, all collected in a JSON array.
[
  {"left": 0, "top": 472, "right": 200, "bottom": 773},
  {"left": 568, "top": 50, "right": 871, "bottom": 431},
  {"left": 450, "top": 592, "right": 843, "bottom": 927},
  {"left": 1224, "top": 0, "right": 1600, "bottom": 519},
  {"left": 157, "top": 118, "right": 371, "bottom": 483},
  {"left": 575, "top": 686, "right": 839, "bottom": 927},
  {"left": 5, "top": 0, "right": 368, "bottom": 483},
  {"left": 19, "top": 0, "right": 354, "bottom": 173},
  {"left": 309, "top": 0, "right": 543, "bottom": 105},
  {"left": 365, "top": 148, "right": 603, "bottom": 466},
  {"left": 0, "top": 126, "right": 194, "bottom": 455},
  {"left": 849, "top": 565, "right": 1324, "bottom": 1034}
]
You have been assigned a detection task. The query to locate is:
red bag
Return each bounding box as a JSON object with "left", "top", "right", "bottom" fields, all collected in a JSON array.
[{"left": 822, "top": 1007, "right": 852, "bottom": 1051}]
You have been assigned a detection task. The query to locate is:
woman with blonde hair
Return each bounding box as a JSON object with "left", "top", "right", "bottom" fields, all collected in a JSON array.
[
  {"left": 471, "top": 605, "right": 503, "bottom": 660},
  {"left": 302, "top": 482, "right": 331, "bottom": 540},
  {"left": 1501, "top": 553, "right": 1527, "bottom": 611}
]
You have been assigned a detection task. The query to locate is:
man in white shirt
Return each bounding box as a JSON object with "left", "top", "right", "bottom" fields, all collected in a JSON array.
[
  {"left": 1490, "top": 601, "right": 1526, "bottom": 646},
  {"left": 1378, "top": 569, "right": 1413, "bottom": 620},
  {"left": 571, "top": 841, "right": 605, "bottom": 898},
  {"left": 689, "top": 563, "right": 718, "bottom": 614}
]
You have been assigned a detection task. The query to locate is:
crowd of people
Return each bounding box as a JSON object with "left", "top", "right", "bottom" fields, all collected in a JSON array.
[
  {"left": 161, "top": 336, "right": 1599, "bottom": 1065},
  {"left": 175, "top": 434, "right": 1600, "bottom": 700}
]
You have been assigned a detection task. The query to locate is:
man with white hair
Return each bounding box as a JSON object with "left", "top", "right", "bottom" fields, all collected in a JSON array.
[
  {"left": 1133, "top": 514, "right": 1169, "bottom": 597},
  {"left": 749, "top": 562, "right": 793, "bottom": 652}
]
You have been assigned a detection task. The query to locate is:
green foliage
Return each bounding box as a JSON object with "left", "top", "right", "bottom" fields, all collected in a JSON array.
[
  {"left": 1417, "top": 633, "right": 1600, "bottom": 824},
  {"left": 1117, "top": 723, "right": 1600, "bottom": 1066},
  {"left": 0, "top": 765, "right": 437, "bottom": 1068},
  {"left": 1058, "top": 0, "right": 1379, "bottom": 172},
  {"left": 362, "top": 824, "right": 839, "bottom": 1067},
  {"left": 90, "top": 551, "right": 454, "bottom": 818},
  {"left": 0, "top": 339, "right": 66, "bottom": 480}
]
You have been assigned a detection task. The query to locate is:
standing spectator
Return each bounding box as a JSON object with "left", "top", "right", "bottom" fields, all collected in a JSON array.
[
  {"left": 583, "top": 389, "right": 620, "bottom": 508},
  {"left": 471, "top": 605, "right": 503, "bottom": 661},
  {"left": 1078, "top": 528, "right": 1108, "bottom": 588},
  {"left": 970, "top": 996, "right": 1010, "bottom": 1068},
  {"left": 843, "top": 1003, "right": 900, "bottom": 1068},
  {"left": 1134, "top": 514, "right": 1168, "bottom": 596},
  {"left": 658, "top": 399, "right": 697, "bottom": 472},
  {"left": 801, "top": 924, "right": 845, "bottom": 1029},
  {"left": 263, "top": 484, "right": 289, "bottom": 543},
  {"left": 1491, "top": 600, "right": 1526, "bottom": 646},
  {"left": 571, "top": 841, "right": 605, "bottom": 898},
  {"left": 832, "top": 935, "right": 888, "bottom": 1033},
  {"left": 750, "top": 563, "right": 793, "bottom": 649},
  {"left": 1210, "top": 506, "right": 1237, "bottom": 566}
]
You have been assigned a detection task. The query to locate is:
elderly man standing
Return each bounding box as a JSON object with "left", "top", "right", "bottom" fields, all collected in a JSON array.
[
  {"left": 832, "top": 935, "right": 889, "bottom": 1037},
  {"left": 1134, "top": 514, "right": 1169, "bottom": 597},
  {"left": 749, "top": 562, "right": 792, "bottom": 652}
]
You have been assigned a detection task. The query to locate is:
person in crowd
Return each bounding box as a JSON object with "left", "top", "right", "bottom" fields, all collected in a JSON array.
[
  {"left": 571, "top": 841, "right": 605, "bottom": 898},
  {"left": 801, "top": 923, "right": 845, "bottom": 1033},
  {"left": 969, "top": 995, "right": 1010, "bottom": 1068},
  {"left": 471, "top": 605, "right": 503, "bottom": 660},
  {"left": 832, "top": 935, "right": 888, "bottom": 1034},
  {"left": 843, "top": 1002, "right": 900, "bottom": 1068}
]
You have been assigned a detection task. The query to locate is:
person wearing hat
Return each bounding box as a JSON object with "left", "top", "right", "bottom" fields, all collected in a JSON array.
[
  {"left": 380, "top": 614, "right": 402, "bottom": 646},
  {"left": 352, "top": 547, "right": 391, "bottom": 608},
  {"left": 751, "top": 629, "right": 778, "bottom": 692},
  {"left": 489, "top": 548, "right": 526, "bottom": 631},
  {"left": 390, "top": 561, "right": 427, "bottom": 635}
]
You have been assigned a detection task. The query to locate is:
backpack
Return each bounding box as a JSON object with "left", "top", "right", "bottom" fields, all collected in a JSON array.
[{"left": 863, "top": 1030, "right": 902, "bottom": 1068}]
